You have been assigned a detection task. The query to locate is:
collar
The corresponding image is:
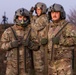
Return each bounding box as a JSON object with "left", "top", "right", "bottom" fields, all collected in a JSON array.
[{"left": 50, "top": 20, "right": 66, "bottom": 27}]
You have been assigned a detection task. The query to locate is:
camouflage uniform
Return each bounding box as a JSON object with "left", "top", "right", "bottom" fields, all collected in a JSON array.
[
  {"left": 0, "top": 25, "right": 32, "bottom": 75},
  {"left": 48, "top": 3, "right": 76, "bottom": 75},
  {"left": 48, "top": 20, "right": 76, "bottom": 75},
  {"left": 31, "top": 14, "right": 49, "bottom": 75},
  {"left": 30, "top": 2, "right": 49, "bottom": 75},
  {"left": 0, "top": 8, "right": 32, "bottom": 75}
]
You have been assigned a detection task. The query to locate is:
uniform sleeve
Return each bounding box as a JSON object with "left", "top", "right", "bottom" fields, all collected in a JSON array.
[
  {"left": 0, "top": 29, "right": 12, "bottom": 51},
  {"left": 60, "top": 23, "right": 76, "bottom": 46}
]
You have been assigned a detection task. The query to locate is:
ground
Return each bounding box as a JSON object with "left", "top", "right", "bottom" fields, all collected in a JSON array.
[{"left": 0, "top": 24, "right": 76, "bottom": 75}]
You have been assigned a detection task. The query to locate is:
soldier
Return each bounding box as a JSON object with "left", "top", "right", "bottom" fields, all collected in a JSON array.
[
  {"left": 0, "top": 8, "right": 33, "bottom": 75},
  {"left": 48, "top": 3, "right": 76, "bottom": 75},
  {"left": 30, "top": 2, "right": 49, "bottom": 75}
]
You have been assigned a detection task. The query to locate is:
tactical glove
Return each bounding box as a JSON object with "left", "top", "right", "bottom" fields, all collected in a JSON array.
[
  {"left": 29, "top": 41, "right": 40, "bottom": 51},
  {"left": 22, "top": 40, "right": 29, "bottom": 47},
  {"left": 52, "top": 36, "right": 60, "bottom": 45},
  {"left": 11, "top": 40, "right": 21, "bottom": 48},
  {"left": 30, "top": 7, "right": 34, "bottom": 13},
  {"left": 41, "top": 38, "right": 48, "bottom": 45}
]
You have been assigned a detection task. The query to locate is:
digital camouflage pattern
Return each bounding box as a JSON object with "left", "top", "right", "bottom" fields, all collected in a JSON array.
[
  {"left": 48, "top": 20, "right": 76, "bottom": 75},
  {"left": 0, "top": 24, "right": 32, "bottom": 75},
  {"left": 31, "top": 14, "right": 49, "bottom": 75}
]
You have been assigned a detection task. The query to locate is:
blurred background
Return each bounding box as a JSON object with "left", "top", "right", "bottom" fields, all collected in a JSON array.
[{"left": 0, "top": 0, "right": 76, "bottom": 23}]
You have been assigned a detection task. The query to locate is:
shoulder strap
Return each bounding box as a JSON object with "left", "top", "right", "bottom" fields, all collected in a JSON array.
[
  {"left": 10, "top": 27, "right": 20, "bottom": 75},
  {"left": 51, "top": 21, "right": 69, "bottom": 62},
  {"left": 54, "top": 21, "right": 69, "bottom": 37},
  {"left": 10, "top": 27, "right": 31, "bottom": 41},
  {"left": 25, "top": 28, "right": 31, "bottom": 41},
  {"left": 10, "top": 27, "right": 18, "bottom": 40}
]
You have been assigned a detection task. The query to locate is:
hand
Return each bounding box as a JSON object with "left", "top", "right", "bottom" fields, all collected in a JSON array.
[
  {"left": 22, "top": 40, "right": 29, "bottom": 47},
  {"left": 28, "top": 41, "right": 40, "bottom": 51},
  {"left": 52, "top": 36, "right": 60, "bottom": 45},
  {"left": 41, "top": 38, "right": 48, "bottom": 45},
  {"left": 11, "top": 40, "right": 21, "bottom": 48},
  {"left": 30, "top": 7, "right": 35, "bottom": 13}
]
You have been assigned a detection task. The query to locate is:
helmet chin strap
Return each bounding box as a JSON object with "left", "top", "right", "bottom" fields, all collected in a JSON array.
[{"left": 16, "top": 19, "right": 30, "bottom": 27}]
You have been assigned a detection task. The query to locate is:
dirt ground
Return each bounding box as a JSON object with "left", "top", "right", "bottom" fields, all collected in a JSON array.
[{"left": 0, "top": 24, "right": 76, "bottom": 75}]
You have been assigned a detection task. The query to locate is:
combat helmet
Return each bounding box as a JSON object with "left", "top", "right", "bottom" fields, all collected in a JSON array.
[
  {"left": 48, "top": 3, "right": 66, "bottom": 20},
  {"left": 14, "top": 8, "right": 30, "bottom": 27},
  {"left": 35, "top": 2, "right": 47, "bottom": 14}
]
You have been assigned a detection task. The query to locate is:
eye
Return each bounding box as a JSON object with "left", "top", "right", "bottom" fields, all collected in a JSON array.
[
  {"left": 24, "top": 17, "right": 27, "bottom": 20},
  {"left": 19, "top": 16, "right": 22, "bottom": 18},
  {"left": 18, "top": 16, "right": 23, "bottom": 20}
]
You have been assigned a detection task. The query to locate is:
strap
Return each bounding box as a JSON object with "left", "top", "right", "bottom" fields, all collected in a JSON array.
[
  {"left": 10, "top": 27, "right": 18, "bottom": 40},
  {"left": 10, "top": 27, "right": 32, "bottom": 74},
  {"left": 10, "top": 27, "right": 20, "bottom": 75},
  {"left": 44, "top": 25, "right": 48, "bottom": 75},
  {"left": 54, "top": 21, "right": 69, "bottom": 38},
  {"left": 23, "top": 28, "right": 31, "bottom": 73},
  {"left": 51, "top": 21, "right": 69, "bottom": 62}
]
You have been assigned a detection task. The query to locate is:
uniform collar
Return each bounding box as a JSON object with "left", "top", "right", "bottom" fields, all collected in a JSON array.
[{"left": 50, "top": 20, "right": 66, "bottom": 27}]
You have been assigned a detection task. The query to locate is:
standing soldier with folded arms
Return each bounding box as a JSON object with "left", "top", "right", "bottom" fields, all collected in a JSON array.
[
  {"left": 30, "top": 2, "right": 49, "bottom": 75},
  {"left": 48, "top": 3, "right": 76, "bottom": 75}
]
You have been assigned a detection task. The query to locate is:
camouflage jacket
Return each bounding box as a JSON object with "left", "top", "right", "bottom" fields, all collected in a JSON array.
[
  {"left": 30, "top": 14, "right": 49, "bottom": 74},
  {"left": 31, "top": 14, "right": 49, "bottom": 43},
  {"left": 48, "top": 20, "right": 76, "bottom": 60},
  {"left": 0, "top": 24, "right": 32, "bottom": 69}
]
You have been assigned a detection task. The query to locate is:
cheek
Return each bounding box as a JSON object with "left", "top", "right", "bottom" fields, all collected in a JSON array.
[
  {"left": 57, "top": 15, "right": 60, "bottom": 19},
  {"left": 18, "top": 18, "right": 22, "bottom": 20},
  {"left": 57, "top": 13, "right": 61, "bottom": 18}
]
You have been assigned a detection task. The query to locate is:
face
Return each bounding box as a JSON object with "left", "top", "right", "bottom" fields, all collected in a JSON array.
[
  {"left": 51, "top": 11, "right": 61, "bottom": 22},
  {"left": 17, "top": 16, "right": 27, "bottom": 29},
  {"left": 36, "top": 7, "right": 42, "bottom": 16},
  {"left": 18, "top": 16, "right": 27, "bottom": 21}
]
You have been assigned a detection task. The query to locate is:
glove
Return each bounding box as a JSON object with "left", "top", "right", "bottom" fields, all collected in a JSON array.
[
  {"left": 22, "top": 40, "right": 29, "bottom": 47},
  {"left": 11, "top": 40, "right": 21, "bottom": 48},
  {"left": 30, "top": 7, "right": 35, "bottom": 13},
  {"left": 41, "top": 38, "right": 48, "bottom": 45},
  {"left": 52, "top": 36, "right": 60, "bottom": 45},
  {"left": 29, "top": 41, "right": 40, "bottom": 51}
]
